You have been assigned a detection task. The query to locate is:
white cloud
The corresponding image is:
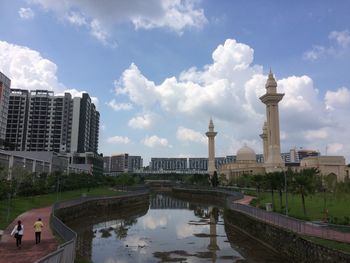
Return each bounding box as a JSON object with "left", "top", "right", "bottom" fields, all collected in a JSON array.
[
  {"left": 325, "top": 87, "right": 350, "bottom": 110},
  {"left": 329, "top": 30, "right": 350, "bottom": 48},
  {"left": 304, "top": 129, "right": 328, "bottom": 141},
  {"left": 67, "top": 11, "right": 87, "bottom": 26},
  {"left": 304, "top": 30, "right": 350, "bottom": 61},
  {"left": 0, "top": 41, "right": 98, "bottom": 108},
  {"left": 128, "top": 113, "right": 155, "bottom": 129},
  {"left": 30, "top": 0, "right": 207, "bottom": 43},
  {"left": 142, "top": 135, "right": 170, "bottom": 148},
  {"left": 18, "top": 7, "right": 35, "bottom": 20},
  {"left": 107, "top": 136, "right": 131, "bottom": 144},
  {"left": 0, "top": 40, "right": 64, "bottom": 92},
  {"left": 176, "top": 126, "right": 206, "bottom": 144},
  {"left": 113, "top": 38, "right": 350, "bottom": 162},
  {"left": 327, "top": 143, "right": 344, "bottom": 155},
  {"left": 107, "top": 99, "right": 133, "bottom": 111},
  {"left": 90, "top": 19, "right": 111, "bottom": 46},
  {"left": 303, "top": 45, "right": 327, "bottom": 61}
]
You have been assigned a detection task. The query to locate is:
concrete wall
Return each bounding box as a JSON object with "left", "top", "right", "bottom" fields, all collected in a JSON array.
[
  {"left": 55, "top": 193, "right": 150, "bottom": 223},
  {"left": 224, "top": 209, "right": 350, "bottom": 263}
]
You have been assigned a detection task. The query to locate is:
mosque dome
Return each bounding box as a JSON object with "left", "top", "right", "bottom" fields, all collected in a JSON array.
[{"left": 236, "top": 145, "right": 256, "bottom": 162}]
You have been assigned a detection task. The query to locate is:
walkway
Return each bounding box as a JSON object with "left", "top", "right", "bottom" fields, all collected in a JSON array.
[
  {"left": 234, "top": 195, "right": 254, "bottom": 205},
  {"left": 0, "top": 206, "right": 58, "bottom": 263},
  {"left": 230, "top": 196, "right": 350, "bottom": 243}
]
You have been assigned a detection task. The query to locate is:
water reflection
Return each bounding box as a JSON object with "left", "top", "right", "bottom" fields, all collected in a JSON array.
[{"left": 68, "top": 194, "right": 286, "bottom": 262}]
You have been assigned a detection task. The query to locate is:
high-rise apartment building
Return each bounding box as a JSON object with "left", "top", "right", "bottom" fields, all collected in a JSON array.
[
  {"left": 5, "top": 89, "right": 29, "bottom": 150},
  {"left": 71, "top": 93, "right": 99, "bottom": 153},
  {"left": 5, "top": 89, "right": 99, "bottom": 153},
  {"left": 0, "top": 72, "right": 11, "bottom": 146},
  {"left": 103, "top": 154, "right": 142, "bottom": 175}
]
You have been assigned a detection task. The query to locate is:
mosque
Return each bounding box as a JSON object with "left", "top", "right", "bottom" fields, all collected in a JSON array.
[{"left": 206, "top": 71, "right": 350, "bottom": 181}]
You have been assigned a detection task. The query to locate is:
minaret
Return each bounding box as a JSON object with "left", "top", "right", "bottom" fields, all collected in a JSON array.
[
  {"left": 206, "top": 118, "right": 217, "bottom": 176},
  {"left": 259, "top": 121, "right": 268, "bottom": 163},
  {"left": 259, "top": 70, "right": 284, "bottom": 171}
]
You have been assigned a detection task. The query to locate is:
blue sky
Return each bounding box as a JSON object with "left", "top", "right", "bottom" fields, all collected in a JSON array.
[{"left": 1, "top": 0, "right": 350, "bottom": 165}]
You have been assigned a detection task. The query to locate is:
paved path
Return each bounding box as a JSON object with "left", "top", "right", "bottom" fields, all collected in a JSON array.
[
  {"left": 0, "top": 206, "right": 58, "bottom": 263},
  {"left": 234, "top": 195, "right": 254, "bottom": 205}
]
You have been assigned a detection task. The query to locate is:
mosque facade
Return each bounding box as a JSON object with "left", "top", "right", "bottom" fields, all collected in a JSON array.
[{"left": 211, "top": 72, "right": 349, "bottom": 181}]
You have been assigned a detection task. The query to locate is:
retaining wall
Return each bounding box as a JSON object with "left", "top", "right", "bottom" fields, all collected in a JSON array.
[{"left": 224, "top": 209, "right": 350, "bottom": 263}]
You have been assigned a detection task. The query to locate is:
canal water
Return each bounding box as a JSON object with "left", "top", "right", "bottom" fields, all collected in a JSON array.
[{"left": 68, "top": 193, "right": 286, "bottom": 262}]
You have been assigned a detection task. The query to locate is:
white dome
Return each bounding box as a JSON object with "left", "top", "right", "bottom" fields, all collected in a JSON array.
[{"left": 236, "top": 145, "right": 256, "bottom": 162}]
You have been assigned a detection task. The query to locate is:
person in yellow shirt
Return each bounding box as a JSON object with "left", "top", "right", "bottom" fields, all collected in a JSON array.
[{"left": 34, "top": 218, "right": 44, "bottom": 244}]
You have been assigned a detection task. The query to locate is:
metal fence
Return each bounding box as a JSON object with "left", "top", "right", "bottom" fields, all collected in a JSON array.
[
  {"left": 35, "top": 203, "right": 77, "bottom": 263},
  {"left": 228, "top": 201, "right": 350, "bottom": 243}
]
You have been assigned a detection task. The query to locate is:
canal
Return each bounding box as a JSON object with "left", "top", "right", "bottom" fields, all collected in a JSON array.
[{"left": 68, "top": 193, "right": 287, "bottom": 262}]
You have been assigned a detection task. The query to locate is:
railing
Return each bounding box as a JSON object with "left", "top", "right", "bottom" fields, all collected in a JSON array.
[
  {"left": 228, "top": 202, "right": 350, "bottom": 243},
  {"left": 35, "top": 189, "right": 149, "bottom": 263},
  {"left": 35, "top": 202, "right": 77, "bottom": 263}
]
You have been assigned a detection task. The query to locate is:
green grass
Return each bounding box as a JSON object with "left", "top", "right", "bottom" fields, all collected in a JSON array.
[
  {"left": 0, "top": 186, "right": 122, "bottom": 229},
  {"left": 252, "top": 191, "right": 350, "bottom": 224},
  {"left": 303, "top": 236, "right": 350, "bottom": 253}
]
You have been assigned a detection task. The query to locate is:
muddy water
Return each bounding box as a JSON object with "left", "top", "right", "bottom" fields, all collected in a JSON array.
[{"left": 68, "top": 193, "right": 287, "bottom": 262}]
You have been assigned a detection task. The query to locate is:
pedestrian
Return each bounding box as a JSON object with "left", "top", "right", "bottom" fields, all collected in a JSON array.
[
  {"left": 34, "top": 218, "right": 44, "bottom": 244},
  {"left": 11, "top": 220, "right": 24, "bottom": 249}
]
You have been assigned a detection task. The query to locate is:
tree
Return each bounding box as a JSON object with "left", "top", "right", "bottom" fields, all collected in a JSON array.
[
  {"left": 291, "top": 168, "right": 319, "bottom": 217},
  {"left": 274, "top": 172, "right": 285, "bottom": 210},
  {"left": 264, "top": 172, "right": 278, "bottom": 210},
  {"left": 251, "top": 174, "right": 264, "bottom": 200},
  {"left": 211, "top": 171, "right": 219, "bottom": 187}
]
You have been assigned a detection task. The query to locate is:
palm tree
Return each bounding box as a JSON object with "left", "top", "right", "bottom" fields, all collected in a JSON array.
[
  {"left": 291, "top": 168, "right": 318, "bottom": 217},
  {"left": 264, "top": 172, "right": 278, "bottom": 210},
  {"left": 251, "top": 174, "right": 264, "bottom": 200}
]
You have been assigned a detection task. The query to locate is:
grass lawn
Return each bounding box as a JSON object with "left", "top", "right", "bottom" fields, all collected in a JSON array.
[
  {"left": 303, "top": 236, "right": 350, "bottom": 253},
  {"left": 252, "top": 191, "right": 350, "bottom": 224},
  {"left": 0, "top": 186, "right": 122, "bottom": 229}
]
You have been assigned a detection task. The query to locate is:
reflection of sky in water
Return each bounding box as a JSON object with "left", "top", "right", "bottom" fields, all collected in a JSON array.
[
  {"left": 70, "top": 194, "right": 285, "bottom": 263},
  {"left": 88, "top": 195, "right": 242, "bottom": 263}
]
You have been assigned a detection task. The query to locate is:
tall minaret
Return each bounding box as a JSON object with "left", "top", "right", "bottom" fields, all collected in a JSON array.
[
  {"left": 259, "top": 70, "right": 284, "bottom": 171},
  {"left": 259, "top": 121, "right": 268, "bottom": 163},
  {"left": 206, "top": 118, "right": 217, "bottom": 176}
]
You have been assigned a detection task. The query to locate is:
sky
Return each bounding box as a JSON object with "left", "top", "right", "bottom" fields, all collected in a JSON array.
[{"left": 1, "top": 0, "right": 350, "bottom": 165}]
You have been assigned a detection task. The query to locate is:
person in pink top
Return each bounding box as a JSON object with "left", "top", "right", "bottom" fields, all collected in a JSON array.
[{"left": 33, "top": 218, "right": 44, "bottom": 244}]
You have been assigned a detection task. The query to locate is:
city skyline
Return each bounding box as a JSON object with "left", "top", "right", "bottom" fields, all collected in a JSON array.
[{"left": 1, "top": 1, "right": 350, "bottom": 164}]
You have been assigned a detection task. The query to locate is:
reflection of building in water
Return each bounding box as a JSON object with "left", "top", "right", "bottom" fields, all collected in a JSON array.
[
  {"left": 150, "top": 194, "right": 189, "bottom": 209},
  {"left": 208, "top": 206, "right": 220, "bottom": 260}
]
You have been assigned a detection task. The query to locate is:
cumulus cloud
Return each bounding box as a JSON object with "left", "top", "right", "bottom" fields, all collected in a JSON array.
[
  {"left": 176, "top": 126, "right": 206, "bottom": 144},
  {"left": 128, "top": 113, "right": 156, "bottom": 129},
  {"left": 107, "top": 136, "right": 131, "bottom": 144},
  {"left": 113, "top": 38, "right": 350, "bottom": 161},
  {"left": 107, "top": 99, "right": 133, "bottom": 111},
  {"left": 325, "top": 87, "right": 350, "bottom": 110},
  {"left": 0, "top": 41, "right": 64, "bottom": 92},
  {"left": 304, "top": 30, "right": 350, "bottom": 61},
  {"left": 0, "top": 41, "right": 98, "bottom": 106},
  {"left": 18, "top": 7, "right": 35, "bottom": 20},
  {"left": 30, "top": 0, "right": 207, "bottom": 43},
  {"left": 142, "top": 135, "right": 170, "bottom": 148}
]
